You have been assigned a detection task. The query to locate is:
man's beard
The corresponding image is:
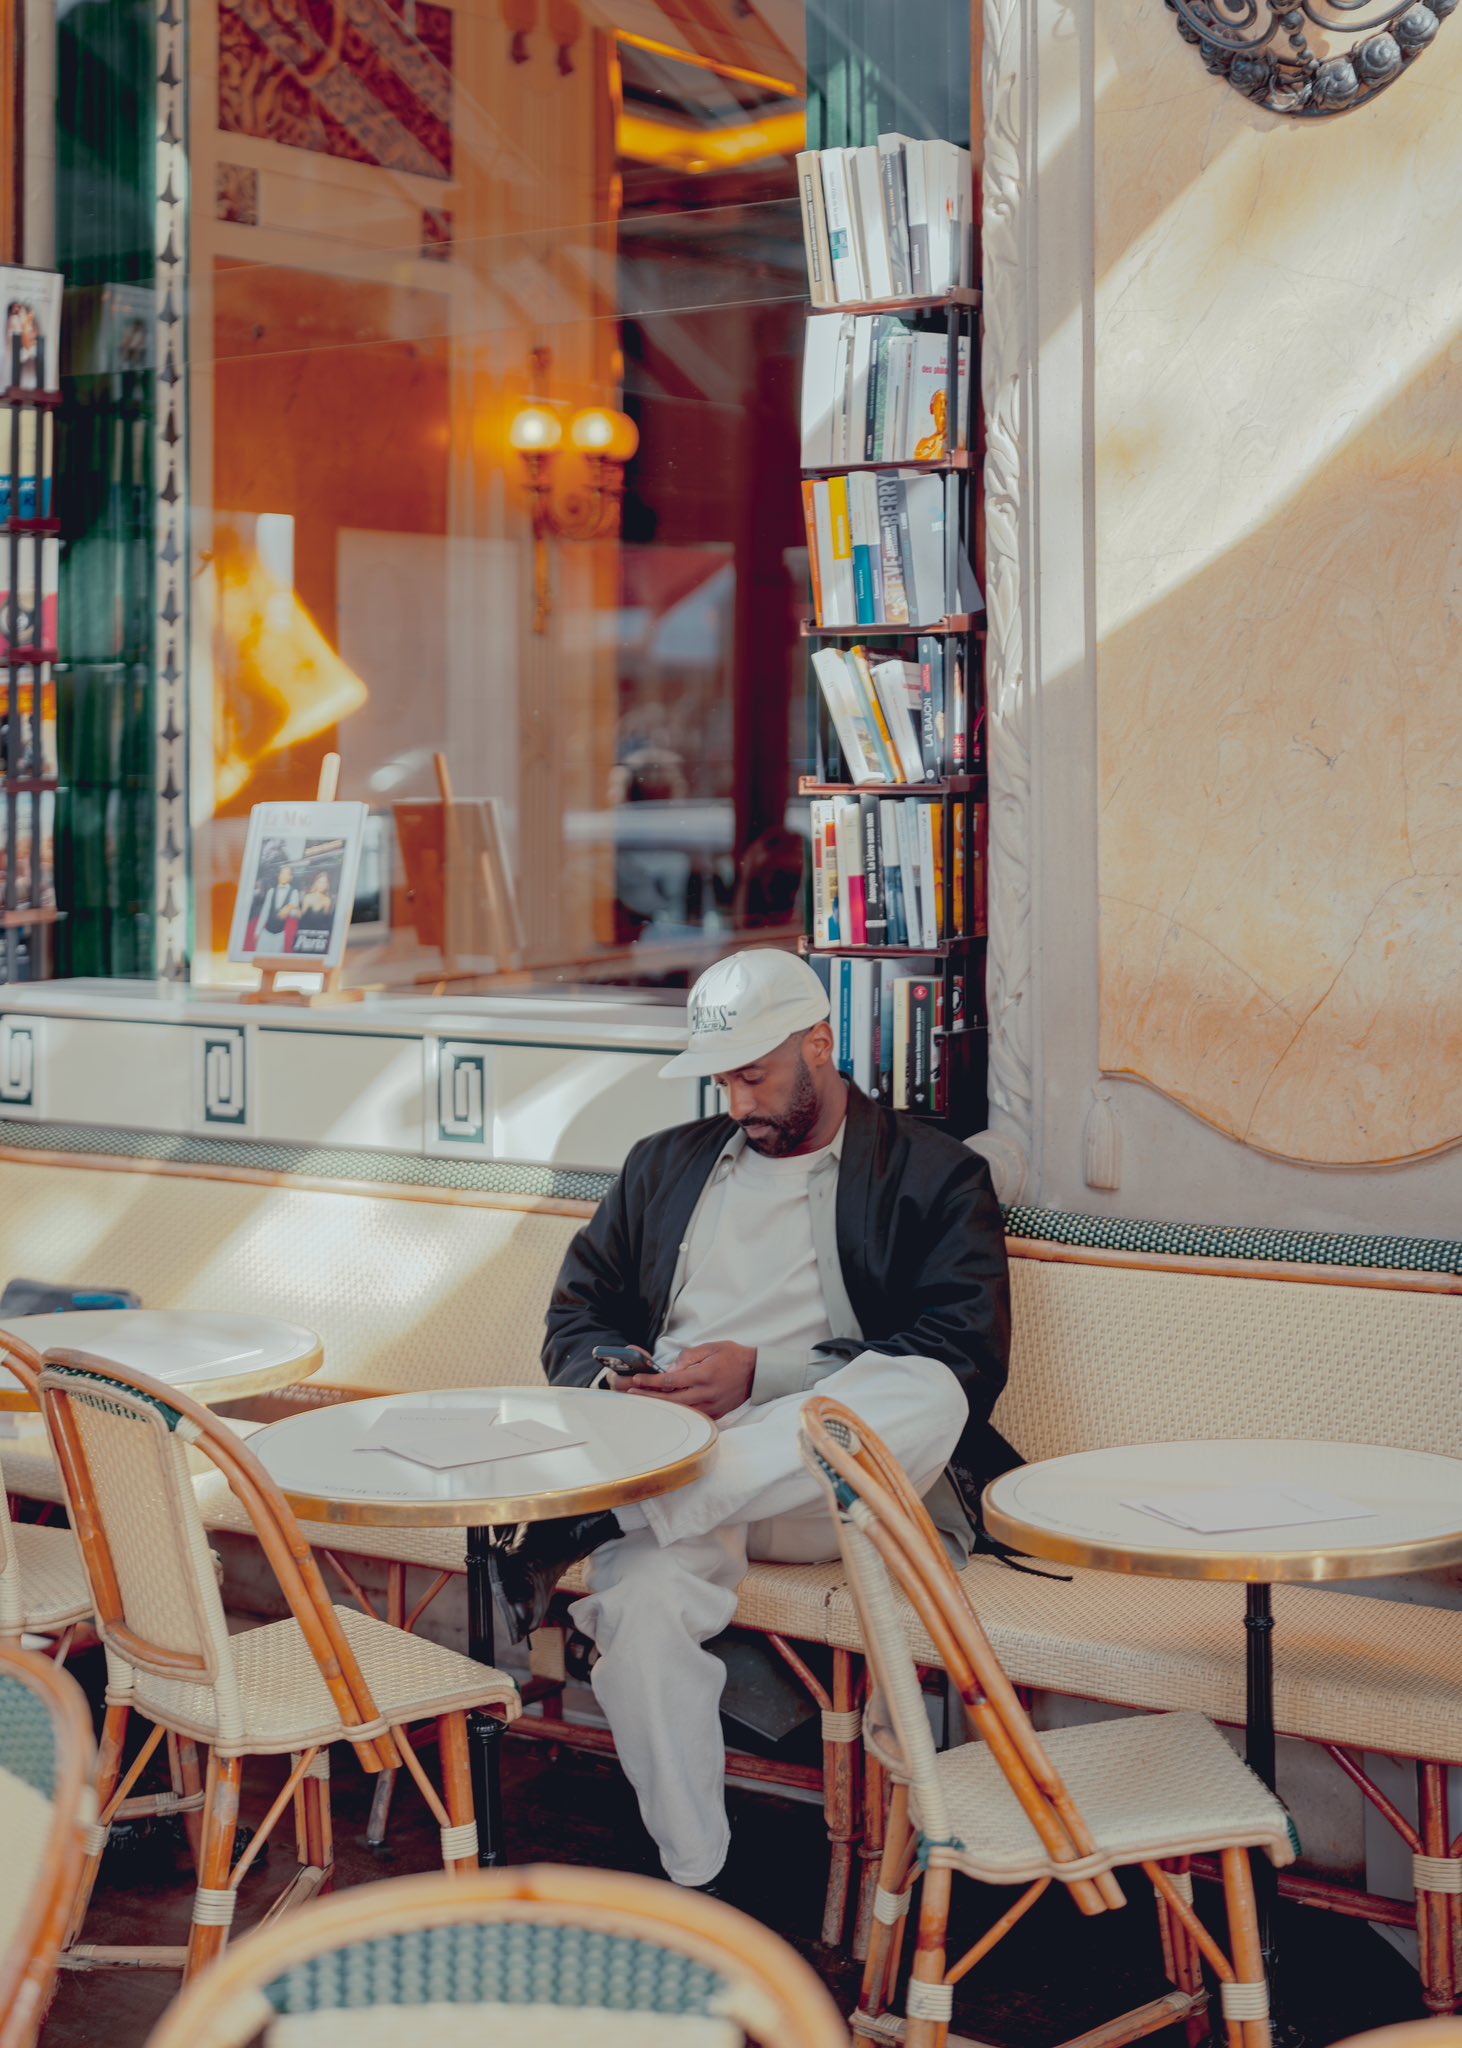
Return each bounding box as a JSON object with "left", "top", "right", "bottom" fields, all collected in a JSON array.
[{"left": 737, "top": 1057, "right": 820, "bottom": 1157}]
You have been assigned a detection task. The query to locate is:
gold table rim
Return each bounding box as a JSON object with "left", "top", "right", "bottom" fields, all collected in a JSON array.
[
  {"left": 252, "top": 1391, "right": 719, "bottom": 1529},
  {"left": 982, "top": 1441, "right": 1462, "bottom": 1586},
  {"left": 0, "top": 1322, "right": 324, "bottom": 1412}
]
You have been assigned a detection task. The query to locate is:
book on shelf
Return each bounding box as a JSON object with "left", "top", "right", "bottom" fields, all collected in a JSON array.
[
  {"left": 808, "top": 952, "right": 964, "bottom": 1113},
  {"left": 795, "top": 141, "right": 974, "bottom": 305},
  {"left": 0, "top": 535, "right": 58, "bottom": 656},
  {"left": 0, "top": 673, "right": 57, "bottom": 781},
  {"left": 800, "top": 313, "right": 971, "bottom": 467},
  {"left": 802, "top": 472, "right": 981, "bottom": 628},
  {"left": 812, "top": 639, "right": 969, "bottom": 783},
  {"left": 808, "top": 795, "right": 985, "bottom": 946},
  {"left": 0, "top": 788, "right": 55, "bottom": 910},
  {"left": 0, "top": 267, "right": 62, "bottom": 524}
]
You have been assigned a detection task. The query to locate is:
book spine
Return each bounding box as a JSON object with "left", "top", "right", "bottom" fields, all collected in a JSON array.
[
  {"left": 972, "top": 800, "right": 988, "bottom": 937},
  {"left": 952, "top": 800, "right": 966, "bottom": 937},
  {"left": 827, "top": 475, "right": 855, "bottom": 626},
  {"left": 876, "top": 474, "right": 910, "bottom": 626},
  {"left": 810, "top": 799, "right": 831, "bottom": 945},
  {"left": 918, "top": 636, "right": 943, "bottom": 779},
  {"left": 909, "top": 978, "right": 934, "bottom": 1112},
  {"left": 822, "top": 151, "right": 860, "bottom": 303},
  {"left": 930, "top": 800, "right": 945, "bottom": 941},
  {"left": 950, "top": 637, "right": 967, "bottom": 771},
  {"left": 893, "top": 977, "right": 912, "bottom": 1109},
  {"left": 836, "top": 799, "right": 867, "bottom": 943},
  {"left": 837, "top": 959, "right": 854, "bottom": 1075},
  {"left": 905, "top": 141, "right": 930, "bottom": 298},
  {"left": 897, "top": 800, "right": 923, "bottom": 944},
  {"left": 860, "top": 792, "right": 887, "bottom": 945},
  {"left": 879, "top": 141, "right": 912, "bottom": 300},
  {"left": 850, "top": 959, "right": 876, "bottom": 1093},
  {"left": 848, "top": 645, "right": 901, "bottom": 782},
  {"left": 916, "top": 801, "right": 939, "bottom": 947},
  {"left": 802, "top": 480, "right": 825, "bottom": 625},
  {"left": 795, "top": 151, "right": 834, "bottom": 307},
  {"left": 864, "top": 316, "right": 884, "bottom": 463},
  {"left": 880, "top": 799, "right": 906, "bottom": 946}
]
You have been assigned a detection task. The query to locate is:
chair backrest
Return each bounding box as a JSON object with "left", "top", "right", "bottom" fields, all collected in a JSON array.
[
  {"left": 38, "top": 1350, "right": 396, "bottom": 1767},
  {"left": 0, "top": 1644, "right": 97, "bottom": 2048},
  {"left": 799, "top": 1396, "right": 1124, "bottom": 1915},
  {"left": 0, "top": 1338, "right": 51, "bottom": 1640},
  {"left": 141, "top": 1863, "right": 850, "bottom": 2048}
]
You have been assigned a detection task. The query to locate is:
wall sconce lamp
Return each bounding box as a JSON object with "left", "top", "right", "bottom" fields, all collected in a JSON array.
[
  {"left": 508, "top": 346, "right": 639, "bottom": 634},
  {"left": 1167, "top": 0, "right": 1453, "bottom": 115}
]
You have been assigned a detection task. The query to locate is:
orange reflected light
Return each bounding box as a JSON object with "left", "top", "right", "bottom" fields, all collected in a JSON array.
[
  {"left": 616, "top": 108, "right": 805, "bottom": 171},
  {"left": 508, "top": 403, "right": 564, "bottom": 453},
  {"left": 213, "top": 528, "right": 369, "bottom": 806}
]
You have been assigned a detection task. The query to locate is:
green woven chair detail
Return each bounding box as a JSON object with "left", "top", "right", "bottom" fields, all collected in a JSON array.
[
  {"left": 269, "top": 1923, "right": 726, "bottom": 2017},
  {"left": 0, "top": 1672, "right": 57, "bottom": 1799},
  {"left": 1002, "top": 1204, "right": 1462, "bottom": 1276}
]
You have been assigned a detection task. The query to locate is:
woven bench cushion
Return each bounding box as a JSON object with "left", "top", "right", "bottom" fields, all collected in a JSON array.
[
  {"left": 826, "top": 1558, "right": 1462, "bottom": 1765},
  {"left": 928, "top": 1708, "right": 1294, "bottom": 1883}
]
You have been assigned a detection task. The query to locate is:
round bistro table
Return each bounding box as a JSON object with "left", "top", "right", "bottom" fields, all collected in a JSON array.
[
  {"left": 0, "top": 1308, "right": 324, "bottom": 1409},
  {"left": 984, "top": 1439, "right": 1462, "bottom": 2021},
  {"left": 250, "top": 1385, "right": 718, "bottom": 1867}
]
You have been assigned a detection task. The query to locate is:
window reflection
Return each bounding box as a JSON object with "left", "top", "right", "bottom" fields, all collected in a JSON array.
[{"left": 196, "top": 2, "right": 807, "bottom": 995}]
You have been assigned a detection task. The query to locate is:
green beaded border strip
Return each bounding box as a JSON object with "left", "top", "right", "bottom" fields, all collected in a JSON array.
[
  {"left": 1003, "top": 1204, "right": 1462, "bottom": 1277},
  {"left": 0, "top": 1119, "right": 616, "bottom": 1205}
]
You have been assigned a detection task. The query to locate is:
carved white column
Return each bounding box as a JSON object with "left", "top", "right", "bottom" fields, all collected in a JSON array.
[{"left": 977, "top": 0, "right": 1038, "bottom": 1187}]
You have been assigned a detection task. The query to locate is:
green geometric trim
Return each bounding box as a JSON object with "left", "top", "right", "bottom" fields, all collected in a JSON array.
[
  {"left": 268, "top": 1923, "right": 726, "bottom": 2016},
  {"left": 0, "top": 1119, "right": 615, "bottom": 1205},
  {"left": 0, "top": 1675, "right": 58, "bottom": 1799},
  {"left": 1002, "top": 1205, "right": 1462, "bottom": 1277}
]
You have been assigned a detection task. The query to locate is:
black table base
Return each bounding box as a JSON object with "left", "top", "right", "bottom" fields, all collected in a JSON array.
[{"left": 465, "top": 1522, "right": 507, "bottom": 1867}]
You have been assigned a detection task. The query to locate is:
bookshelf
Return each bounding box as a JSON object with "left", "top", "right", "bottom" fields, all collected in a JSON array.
[
  {"left": 1, "top": 310, "right": 63, "bottom": 985},
  {"left": 790, "top": 151, "right": 986, "bottom": 1130}
]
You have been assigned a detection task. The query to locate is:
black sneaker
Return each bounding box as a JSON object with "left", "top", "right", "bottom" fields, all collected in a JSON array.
[{"left": 487, "top": 1511, "right": 621, "bottom": 1643}]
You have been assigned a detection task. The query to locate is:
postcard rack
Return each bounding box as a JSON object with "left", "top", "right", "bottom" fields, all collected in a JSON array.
[{"left": 1, "top": 333, "right": 62, "bottom": 983}]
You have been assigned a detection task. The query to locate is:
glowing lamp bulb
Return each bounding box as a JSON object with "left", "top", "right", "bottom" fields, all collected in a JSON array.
[
  {"left": 509, "top": 405, "right": 563, "bottom": 453},
  {"left": 571, "top": 407, "right": 639, "bottom": 462}
]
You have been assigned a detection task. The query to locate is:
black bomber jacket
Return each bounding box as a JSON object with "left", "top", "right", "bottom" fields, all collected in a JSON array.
[{"left": 542, "top": 1082, "right": 1018, "bottom": 1541}]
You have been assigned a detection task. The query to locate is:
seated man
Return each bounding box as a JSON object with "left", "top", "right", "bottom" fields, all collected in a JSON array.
[{"left": 492, "top": 948, "right": 1013, "bottom": 1892}]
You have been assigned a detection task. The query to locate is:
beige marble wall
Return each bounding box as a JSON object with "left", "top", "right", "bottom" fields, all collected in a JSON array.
[{"left": 1094, "top": 5, "right": 1462, "bottom": 1167}]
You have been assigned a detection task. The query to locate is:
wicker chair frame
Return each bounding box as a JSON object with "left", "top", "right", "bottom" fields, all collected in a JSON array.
[
  {"left": 0, "top": 1643, "right": 97, "bottom": 2048},
  {"left": 800, "top": 1397, "right": 1288, "bottom": 2048},
  {"left": 142, "top": 1862, "right": 850, "bottom": 2048},
  {"left": 38, "top": 1348, "right": 519, "bottom": 1981}
]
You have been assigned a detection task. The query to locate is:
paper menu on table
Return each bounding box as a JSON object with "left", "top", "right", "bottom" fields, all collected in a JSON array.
[
  {"left": 356, "top": 1409, "right": 586, "bottom": 1472},
  {"left": 1123, "top": 1486, "right": 1376, "bottom": 1536}
]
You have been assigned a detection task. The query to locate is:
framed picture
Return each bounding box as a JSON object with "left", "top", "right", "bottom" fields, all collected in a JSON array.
[{"left": 228, "top": 801, "right": 369, "bottom": 971}]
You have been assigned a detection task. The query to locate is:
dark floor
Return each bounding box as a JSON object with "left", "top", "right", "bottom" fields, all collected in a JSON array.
[{"left": 43, "top": 1645, "right": 1428, "bottom": 2048}]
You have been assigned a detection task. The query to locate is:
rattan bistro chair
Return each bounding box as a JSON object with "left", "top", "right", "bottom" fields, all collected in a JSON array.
[
  {"left": 0, "top": 1643, "right": 98, "bottom": 2048},
  {"left": 799, "top": 1398, "right": 1295, "bottom": 2048},
  {"left": 38, "top": 1349, "right": 521, "bottom": 1981},
  {"left": 0, "top": 1339, "right": 93, "bottom": 1659},
  {"left": 143, "top": 1863, "right": 851, "bottom": 2048}
]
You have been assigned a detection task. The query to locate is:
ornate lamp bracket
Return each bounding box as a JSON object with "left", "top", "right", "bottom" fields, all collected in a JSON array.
[{"left": 1166, "top": 0, "right": 1455, "bottom": 114}]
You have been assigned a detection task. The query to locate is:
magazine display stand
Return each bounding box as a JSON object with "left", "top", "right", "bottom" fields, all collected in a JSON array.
[
  {"left": 394, "top": 754, "right": 525, "bottom": 993},
  {"left": 800, "top": 287, "right": 987, "bottom": 1129},
  {"left": 1, "top": 332, "right": 62, "bottom": 983},
  {"left": 242, "top": 752, "right": 363, "bottom": 1007}
]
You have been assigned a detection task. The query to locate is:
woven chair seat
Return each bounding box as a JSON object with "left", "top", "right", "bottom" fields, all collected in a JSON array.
[
  {"left": 907, "top": 1708, "right": 1294, "bottom": 1884},
  {"left": 11, "top": 1523, "right": 91, "bottom": 1630},
  {"left": 827, "top": 1558, "right": 1462, "bottom": 1766},
  {"left": 267, "top": 2006, "right": 738, "bottom": 2046},
  {"left": 129, "top": 1601, "right": 520, "bottom": 1757}
]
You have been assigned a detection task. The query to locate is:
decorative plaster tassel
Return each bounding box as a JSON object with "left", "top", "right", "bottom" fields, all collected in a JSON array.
[{"left": 1084, "top": 1083, "right": 1121, "bottom": 1191}]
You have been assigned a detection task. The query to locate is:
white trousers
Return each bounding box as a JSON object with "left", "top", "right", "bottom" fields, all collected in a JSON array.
[{"left": 568, "top": 1351, "right": 967, "bottom": 1886}]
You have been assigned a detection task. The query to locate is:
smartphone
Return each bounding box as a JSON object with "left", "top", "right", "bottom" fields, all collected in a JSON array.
[{"left": 592, "top": 1345, "right": 660, "bottom": 1377}]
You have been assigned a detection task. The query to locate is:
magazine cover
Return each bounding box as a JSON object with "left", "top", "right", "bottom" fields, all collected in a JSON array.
[
  {"left": 228, "top": 800, "right": 369, "bottom": 970},
  {"left": 0, "top": 537, "right": 59, "bottom": 657},
  {"left": 0, "top": 268, "right": 62, "bottom": 524}
]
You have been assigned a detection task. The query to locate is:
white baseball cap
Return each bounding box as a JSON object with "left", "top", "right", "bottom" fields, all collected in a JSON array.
[{"left": 660, "top": 950, "right": 831, "bottom": 1079}]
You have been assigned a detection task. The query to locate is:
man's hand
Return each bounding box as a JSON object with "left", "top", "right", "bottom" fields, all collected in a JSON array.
[{"left": 627, "top": 1340, "right": 756, "bottom": 1419}]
